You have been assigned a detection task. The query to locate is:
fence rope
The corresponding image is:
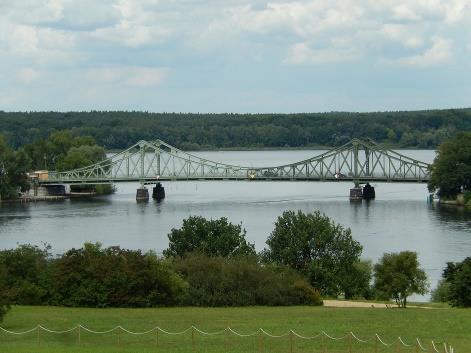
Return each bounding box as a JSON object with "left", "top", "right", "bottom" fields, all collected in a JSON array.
[
  {"left": 0, "top": 325, "right": 39, "bottom": 335},
  {"left": 350, "top": 331, "right": 371, "bottom": 343},
  {"left": 376, "top": 333, "right": 394, "bottom": 346},
  {"left": 192, "top": 326, "right": 227, "bottom": 336},
  {"left": 444, "top": 342, "right": 449, "bottom": 353},
  {"left": 156, "top": 327, "right": 192, "bottom": 335},
  {"left": 78, "top": 325, "right": 119, "bottom": 334},
  {"left": 0, "top": 324, "right": 453, "bottom": 352},
  {"left": 416, "top": 338, "right": 428, "bottom": 352},
  {"left": 118, "top": 326, "right": 158, "bottom": 335},
  {"left": 259, "top": 328, "right": 289, "bottom": 338},
  {"left": 322, "top": 331, "right": 349, "bottom": 340},
  {"left": 38, "top": 325, "right": 77, "bottom": 334},
  {"left": 289, "top": 330, "right": 323, "bottom": 340},
  {"left": 431, "top": 341, "right": 441, "bottom": 353},
  {"left": 227, "top": 327, "right": 258, "bottom": 337},
  {"left": 398, "top": 336, "right": 413, "bottom": 347}
]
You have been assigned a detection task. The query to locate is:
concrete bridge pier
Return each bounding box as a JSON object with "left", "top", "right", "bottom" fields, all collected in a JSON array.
[
  {"left": 136, "top": 184, "right": 149, "bottom": 202},
  {"left": 349, "top": 181, "right": 376, "bottom": 201},
  {"left": 152, "top": 183, "right": 165, "bottom": 201},
  {"left": 349, "top": 187, "right": 363, "bottom": 201}
]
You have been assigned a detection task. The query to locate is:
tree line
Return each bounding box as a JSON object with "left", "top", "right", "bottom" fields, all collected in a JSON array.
[
  {"left": 5, "top": 209, "right": 467, "bottom": 324},
  {"left": 1, "top": 109, "right": 470, "bottom": 150}
]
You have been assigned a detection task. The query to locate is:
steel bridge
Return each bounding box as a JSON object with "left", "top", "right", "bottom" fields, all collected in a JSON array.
[{"left": 42, "top": 138, "right": 431, "bottom": 185}]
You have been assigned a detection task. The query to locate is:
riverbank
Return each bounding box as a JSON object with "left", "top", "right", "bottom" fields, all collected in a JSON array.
[
  {"left": 0, "top": 305, "right": 468, "bottom": 353},
  {"left": 440, "top": 193, "right": 471, "bottom": 207}
]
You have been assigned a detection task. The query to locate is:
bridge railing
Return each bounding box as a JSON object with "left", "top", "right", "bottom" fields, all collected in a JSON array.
[{"left": 45, "top": 139, "right": 431, "bottom": 183}]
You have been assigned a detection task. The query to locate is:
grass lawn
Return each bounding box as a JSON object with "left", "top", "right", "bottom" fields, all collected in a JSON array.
[{"left": 0, "top": 305, "right": 469, "bottom": 353}]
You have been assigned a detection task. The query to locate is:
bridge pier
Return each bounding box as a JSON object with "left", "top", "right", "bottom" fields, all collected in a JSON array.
[
  {"left": 349, "top": 187, "right": 363, "bottom": 201},
  {"left": 350, "top": 182, "right": 376, "bottom": 201},
  {"left": 152, "top": 183, "right": 165, "bottom": 201},
  {"left": 362, "top": 183, "right": 375, "bottom": 200},
  {"left": 136, "top": 186, "right": 149, "bottom": 202}
]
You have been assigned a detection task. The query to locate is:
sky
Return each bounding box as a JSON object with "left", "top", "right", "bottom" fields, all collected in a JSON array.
[{"left": 0, "top": 0, "right": 470, "bottom": 113}]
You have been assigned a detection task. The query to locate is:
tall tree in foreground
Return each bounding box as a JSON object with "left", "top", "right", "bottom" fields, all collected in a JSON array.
[
  {"left": 428, "top": 132, "right": 471, "bottom": 199},
  {"left": 164, "top": 216, "right": 256, "bottom": 258},
  {"left": 263, "top": 210, "right": 364, "bottom": 298},
  {"left": 442, "top": 257, "right": 471, "bottom": 307},
  {"left": 374, "top": 251, "right": 428, "bottom": 307}
]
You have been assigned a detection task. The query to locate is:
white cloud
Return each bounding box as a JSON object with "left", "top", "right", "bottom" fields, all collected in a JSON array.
[
  {"left": 381, "top": 24, "right": 423, "bottom": 49},
  {"left": 397, "top": 36, "right": 453, "bottom": 67},
  {"left": 85, "top": 66, "right": 167, "bottom": 86},
  {"left": 17, "top": 68, "right": 41, "bottom": 83},
  {"left": 285, "top": 39, "right": 360, "bottom": 65}
]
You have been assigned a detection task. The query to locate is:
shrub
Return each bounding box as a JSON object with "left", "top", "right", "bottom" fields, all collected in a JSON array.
[
  {"left": 443, "top": 257, "right": 471, "bottom": 307},
  {"left": 174, "top": 254, "right": 322, "bottom": 306},
  {"left": 0, "top": 244, "right": 51, "bottom": 305},
  {"left": 51, "top": 243, "right": 187, "bottom": 307}
]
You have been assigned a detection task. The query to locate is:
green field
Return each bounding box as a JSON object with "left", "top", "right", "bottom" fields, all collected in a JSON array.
[{"left": 0, "top": 305, "right": 469, "bottom": 353}]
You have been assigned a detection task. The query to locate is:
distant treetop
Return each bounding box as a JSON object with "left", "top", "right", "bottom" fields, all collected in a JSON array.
[{"left": 0, "top": 109, "right": 470, "bottom": 150}]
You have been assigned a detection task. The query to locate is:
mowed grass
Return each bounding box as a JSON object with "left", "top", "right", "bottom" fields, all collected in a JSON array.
[{"left": 0, "top": 305, "right": 470, "bottom": 353}]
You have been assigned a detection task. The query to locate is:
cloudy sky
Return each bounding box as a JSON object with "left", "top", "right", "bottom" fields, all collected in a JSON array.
[{"left": 0, "top": 0, "right": 470, "bottom": 113}]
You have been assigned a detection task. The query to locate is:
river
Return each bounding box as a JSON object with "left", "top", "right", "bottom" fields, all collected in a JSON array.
[{"left": 1, "top": 149, "right": 470, "bottom": 301}]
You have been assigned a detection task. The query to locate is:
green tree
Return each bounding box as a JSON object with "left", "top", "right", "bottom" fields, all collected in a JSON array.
[
  {"left": 24, "top": 130, "right": 98, "bottom": 171},
  {"left": 341, "top": 260, "right": 373, "bottom": 299},
  {"left": 0, "top": 136, "right": 31, "bottom": 200},
  {"left": 263, "top": 210, "right": 363, "bottom": 298},
  {"left": 431, "top": 279, "right": 450, "bottom": 303},
  {"left": 442, "top": 257, "right": 471, "bottom": 307},
  {"left": 164, "top": 216, "right": 256, "bottom": 258},
  {"left": 373, "top": 251, "right": 429, "bottom": 307},
  {"left": 428, "top": 132, "right": 471, "bottom": 198},
  {"left": 56, "top": 145, "right": 106, "bottom": 171}
]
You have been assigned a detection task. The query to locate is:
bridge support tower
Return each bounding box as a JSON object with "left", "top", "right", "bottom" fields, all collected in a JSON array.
[
  {"left": 349, "top": 186, "right": 363, "bottom": 201},
  {"left": 152, "top": 183, "right": 165, "bottom": 201},
  {"left": 136, "top": 184, "right": 149, "bottom": 202}
]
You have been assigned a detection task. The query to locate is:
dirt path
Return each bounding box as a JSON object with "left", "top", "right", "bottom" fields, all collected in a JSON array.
[
  {"left": 323, "top": 300, "right": 390, "bottom": 308},
  {"left": 323, "top": 300, "right": 434, "bottom": 309}
]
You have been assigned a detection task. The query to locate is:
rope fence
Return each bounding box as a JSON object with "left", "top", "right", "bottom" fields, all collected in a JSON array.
[{"left": 0, "top": 325, "right": 454, "bottom": 353}]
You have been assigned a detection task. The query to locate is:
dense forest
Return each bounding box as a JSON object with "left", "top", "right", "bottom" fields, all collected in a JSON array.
[{"left": 1, "top": 109, "right": 470, "bottom": 150}]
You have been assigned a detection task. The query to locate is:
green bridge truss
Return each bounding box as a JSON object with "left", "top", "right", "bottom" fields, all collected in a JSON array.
[{"left": 43, "top": 139, "right": 431, "bottom": 185}]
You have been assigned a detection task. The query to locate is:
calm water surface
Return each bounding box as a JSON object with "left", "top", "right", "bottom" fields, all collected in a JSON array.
[{"left": 1, "top": 150, "right": 470, "bottom": 300}]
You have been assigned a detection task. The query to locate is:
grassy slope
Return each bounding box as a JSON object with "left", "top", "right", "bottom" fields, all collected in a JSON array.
[{"left": 1, "top": 305, "right": 469, "bottom": 352}]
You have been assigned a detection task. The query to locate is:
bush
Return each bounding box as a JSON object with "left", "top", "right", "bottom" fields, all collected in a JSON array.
[
  {"left": 443, "top": 257, "right": 471, "bottom": 307},
  {"left": 51, "top": 243, "right": 187, "bottom": 307},
  {"left": 464, "top": 191, "right": 471, "bottom": 206},
  {"left": 0, "top": 244, "right": 51, "bottom": 305},
  {"left": 0, "top": 267, "right": 10, "bottom": 322},
  {"left": 164, "top": 216, "right": 256, "bottom": 258},
  {"left": 174, "top": 254, "right": 322, "bottom": 306}
]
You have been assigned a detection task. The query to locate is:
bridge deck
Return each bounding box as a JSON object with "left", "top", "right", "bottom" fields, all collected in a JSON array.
[
  {"left": 39, "top": 138, "right": 432, "bottom": 186},
  {"left": 39, "top": 176, "right": 430, "bottom": 185}
]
